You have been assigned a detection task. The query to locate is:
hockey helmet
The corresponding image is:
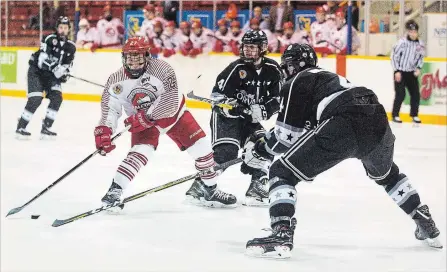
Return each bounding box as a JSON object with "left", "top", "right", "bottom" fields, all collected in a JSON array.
[
  {"left": 217, "top": 19, "right": 227, "bottom": 27},
  {"left": 166, "top": 21, "right": 176, "bottom": 28},
  {"left": 405, "top": 20, "right": 419, "bottom": 31},
  {"left": 191, "top": 20, "right": 202, "bottom": 29},
  {"left": 230, "top": 20, "right": 241, "bottom": 29},
  {"left": 249, "top": 18, "right": 260, "bottom": 30},
  {"left": 240, "top": 29, "right": 268, "bottom": 64},
  {"left": 280, "top": 43, "right": 317, "bottom": 78},
  {"left": 56, "top": 16, "right": 70, "bottom": 41},
  {"left": 122, "top": 37, "right": 149, "bottom": 78},
  {"left": 283, "top": 21, "right": 294, "bottom": 30},
  {"left": 143, "top": 4, "right": 155, "bottom": 13}
]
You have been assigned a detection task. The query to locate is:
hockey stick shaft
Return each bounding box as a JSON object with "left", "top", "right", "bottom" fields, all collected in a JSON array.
[
  {"left": 6, "top": 126, "right": 130, "bottom": 217},
  {"left": 51, "top": 158, "right": 243, "bottom": 227},
  {"left": 186, "top": 91, "right": 233, "bottom": 109},
  {"left": 69, "top": 75, "right": 105, "bottom": 88}
]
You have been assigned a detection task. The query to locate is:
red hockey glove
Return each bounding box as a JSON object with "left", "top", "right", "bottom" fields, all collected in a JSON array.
[
  {"left": 124, "top": 111, "right": 155, "bottom": 133},
  {"left": 94, "top": 126, "right": 116, "bottom": 155},
  {"left": 180, "top": 48, "right": 190, "bottom": 56},
  {"left": 189, "top": 48, "right": 203, "bottom": 57},
  {"left": 213, "top": 40, "right": 224, "bottom": 52},
  {"left": 90, "top": 43, "right": 100, "bottom": 52},
  {"left": 150, "top": 47, "right": 161, "bottom": 56},
  {"left": 163, "top": 48, "right": 176, "bottom": 58}
]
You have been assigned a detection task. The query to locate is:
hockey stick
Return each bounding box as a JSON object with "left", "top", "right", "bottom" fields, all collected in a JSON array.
[
  {"left": 5, "top": 126, "right": 130, "bottom": 217},
  {"left": 186, "top": 91, "right": 234, "bottom": 110},
  {"left": 68, "top": 75, "right": 105, "bottom": 88},
  {"left": 51, "top": 157, "right": 243, "bottom": 227}
]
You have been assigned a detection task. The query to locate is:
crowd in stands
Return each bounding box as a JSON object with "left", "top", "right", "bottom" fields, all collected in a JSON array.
[{"left": 75, "top": 0, "right": 361, "bottom": 57}]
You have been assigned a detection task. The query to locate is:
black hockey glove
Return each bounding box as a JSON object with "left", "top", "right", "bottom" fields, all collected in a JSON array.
[{"left": 241, "top": 138, "right": 274, "bottom": 175}]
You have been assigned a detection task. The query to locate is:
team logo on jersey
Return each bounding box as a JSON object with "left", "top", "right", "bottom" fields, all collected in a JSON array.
[
  {"left": 106, "top": 27, "right": 116, "bottom": 37},
  {"left": 113, "top": 84, "right": 122, "bottom": 95},
  {"left": 52, "top": 39, "right": 58, "bottom": 46},
  {"left": 239, "top": 70, "right": 247, "bottom": 79},
  {"left": 236, "top": 90, "right": 256, "bottom": 105},
  {"left": 128, "top": 87, "right": 157, "bottom": 111},
  {"left": 140, "top": 75, "right": 151, "bottom": 87}
]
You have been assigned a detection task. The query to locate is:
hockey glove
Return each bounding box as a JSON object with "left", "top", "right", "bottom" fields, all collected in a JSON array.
[
  {"left": 241, "top": 139, "right": 274, "bottom": 175},
  {"left": 249, "top": 104, "right": 268, "bottom": 123},
  {"left": 94, "top": 126, "right": 116, "bottom": 156},
  {"left": 124, "top": 111, "right": 155, "bottom": 133},
  {"left": 52, "top": 64, "right": 69, "bottom": 79}
]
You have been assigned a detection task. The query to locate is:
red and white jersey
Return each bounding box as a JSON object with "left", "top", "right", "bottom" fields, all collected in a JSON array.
[
  {"left": 148, "top": 32, "right": 164, "bottom": 49},
  {"left": 278, "top": 31, "right": 309, "bottom": 48},
  {"left": 190, "top": 28, "right": 215, "bottom": 53},
  {"left": 262, "top": 29, "right": 279, "bottom": 53},
  {"left": 96, "top": 18, "right": 123, "bottom": 47},
  {"left": 214, "top": 29, "right": 232, "bottom": 52},
  {"left": 162, "top": 29, "right": 180, "bottom": 50},
  {"left": 76, "top": 27, "right": 99, "bottom": 46},
  {"left": 329, "top": 24, "right": 361, "bottom": 53},
  {"left": 229, "top": 31, "right": 244, "bottom": 44},
  {"left": 310, "top": 20, "right": 334, "bottom": 48},
  {"left": 99, "top": 59, "right": 183, "bottom": 133},
  {"left": 137, "top": 18, "right": 168, "bottom": 38}
]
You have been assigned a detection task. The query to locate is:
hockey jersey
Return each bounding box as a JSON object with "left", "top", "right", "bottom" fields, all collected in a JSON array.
[
  {"left": 96, "top": 18, "right": 124, "bottom": 47},
  {"left": 190, "top": 28, "right": 215, "bottom": 53},
  {"left": 329, "top": 24, "right": 361, "bottom": 53},
  {"left": 310, "top": 20, "right": 334, "bottom": 48},
  {"left": 99, "top": 59, "right": 183, "bottom": 133}
]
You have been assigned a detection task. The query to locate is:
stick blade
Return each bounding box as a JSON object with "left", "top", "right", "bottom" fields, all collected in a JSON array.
[
  {"left": 186, "top": 91, "right": 195, "bottom": 98},
  {"left": 51, "top": 219, "right": 66, "bottom": 227},
  {"left": 6, "top": 207, "right": 23, "bottom": 217}
]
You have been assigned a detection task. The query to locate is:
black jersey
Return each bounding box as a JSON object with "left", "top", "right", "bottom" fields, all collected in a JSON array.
[
  {"left": 29, "top": 33, "right": 76, "bottom": 76},
  {"left": 264, "top": 67, "right": 376, "bottom": 155},
  {"left": 211, "top": 57, "right": 283, "bottom": 118}
]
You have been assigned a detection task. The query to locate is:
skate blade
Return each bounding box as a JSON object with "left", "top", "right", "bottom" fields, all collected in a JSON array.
[
  {"left": 102, "top": 203, "right": 124, "bottom": 214},
  {"left": 40, "top": 134, "right": 56, "bottom": 140},
  {"left": 245, "top": 245, "right": 292, "bottom": 259},
  {"left": 424, "top": 238, "right": 443, "bottom": 249},
  {"left": 202, "top": 200, "right": 238, "bottom": 209},
  {"left": 15, "top": 134, "right": 31, "bottom": 141},
  {"left": 243, "top": 197, "right": 269, "bottom": 207},
  {"left": 185, "top": 195, "right": 204, "bottom": 206}
]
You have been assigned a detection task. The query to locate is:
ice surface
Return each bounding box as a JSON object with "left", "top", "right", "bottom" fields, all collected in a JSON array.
[{"left": 1, "top": 97, "right": 446, "bottom": 272}]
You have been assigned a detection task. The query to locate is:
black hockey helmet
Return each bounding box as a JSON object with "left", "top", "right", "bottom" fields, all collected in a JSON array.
[
  {"left": 280, "top": 43, "right": 317, "bottom": 78},
  {"left": 56, "top": 16, "right": 71, "bottom": 41},
  {"left": 240, "top": 29, "right": 268, "bottom": 64},
  {"left": 405, "top": 20, "right": 419, "bottom": 31}
]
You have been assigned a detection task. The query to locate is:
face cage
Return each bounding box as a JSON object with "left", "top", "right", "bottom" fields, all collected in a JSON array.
[
  {"left": 123, "top": 52, "right": 147, "bottom": 77},
  {"left": 240, "top": 43, "right": 266, "bottom": 63},
  {"left": 281, "top": 60, "right": 299, "bottom": 78}
]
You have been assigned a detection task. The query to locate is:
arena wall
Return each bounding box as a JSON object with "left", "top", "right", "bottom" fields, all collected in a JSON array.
[{"left": 1, "top": 47, "right": 446, "bottom": 125}]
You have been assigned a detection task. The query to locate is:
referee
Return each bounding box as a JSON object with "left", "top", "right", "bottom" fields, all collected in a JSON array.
[{"left": 390, "top": 20, "right": 425, "bottom": 124}]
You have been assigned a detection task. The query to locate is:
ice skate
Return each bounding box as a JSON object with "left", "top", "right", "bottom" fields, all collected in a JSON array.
[
  {"left": 244, "top": 177, "right": 269, "bottom": 207},
  {"left": 412, "top": 205, "right": 442, "bottom": 248},
  {"left": 15, "top": 128, "right": 32, "bottom": 140},
  {"left": 392, "top": 116, "right": 403, "bottom": 123},
  {"left": 40, "top": 124, "right": 57, "bottom": 140},
  {"left": 185, "top": 179, "right": 237, "bottom": 208},
  {"left": 412, "top": 116, "right": 421, "bottom": 124},
  {"left": 246, "top": 218, "right": 297, "bottom": 259},
  {"left": 101, "top": 181, "right": 125, "bottom": 213}
]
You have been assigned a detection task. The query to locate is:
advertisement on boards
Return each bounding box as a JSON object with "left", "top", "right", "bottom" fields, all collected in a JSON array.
[{"left": 0, "top": 50, "right": 17, "bottom": 84}]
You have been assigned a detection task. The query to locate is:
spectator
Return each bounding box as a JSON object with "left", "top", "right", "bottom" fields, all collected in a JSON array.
[
  {"left": 161, "top": 21, "right": 178, "bottom": 57},
  {"left": 228, "top": 20, "right": 244, "bottom": 55},
  {"left": 350, "top": 3, "right": 360, "bottom": 31},
  {"left": 214, "top": 19, "right": 232, "bottom": 53},
  {"left": 250, "top": 18, "right": 278, "bottom": 53},
  {"left": 76, "top": 18, "right": 98, "bottom": 49},
  {"left": 27, "top": 2, "right": 54, "bottom": 30},
  {"left": 161, "top": 0, "right": 179, "bottom": 24},
  {"left": 242, "top": 6, "right": 268, "bottom": 31},
  {"left": 94, "top": 5, "right": 124, "bottom": 50},
  {"left": 310, "top": 6, "right": 334, "bottom": 55},
  {"left": 278, "top": 22, "right": 309, "bottom": 53},
  {"left": 189, "top": 21, "right": 214, "bottom": 57},
  {"left": 328, "top": 9, "right": 361, "bottom": 54},
  {"left": 137, "top": 4, "right": 166, "bottom": 37},
  {"left": 268, "top": 0, "right": 294, "bottom": 34}
]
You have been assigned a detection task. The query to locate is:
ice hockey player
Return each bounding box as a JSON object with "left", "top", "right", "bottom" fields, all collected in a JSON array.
[
  {"left": 228, "top": 20, "right": 244, "bottom": 56},
  {"left": 328, "top": 9, "right": 361, "bottom": 54},
  {"left": 161, "top": 21, "right": 178, "bottom": 58},
  {"left": 189, "top": 21, "right": 214, "bottom": 57},
  {"left": 147, "top": 20, "right": 164, "bottom": 56},
  {"left": 242, "top": 43, "right": 442, "bottom": 258},
  {"left": 278, "top": 22, "right": 309, "bottom": 53},
  {"left": 310, "top": 6, "right": 334, "bottom": 55},
  {"left": 213, "top": 19, "right": 232, "bottom": 53},
  {"left": 95, "top": 37, "right": 236, "bottom": 209},
  {"left": 187, "top": 30, "right": 283, "bottom": 206},
  {"left": 16, "top": 16, "right": 76, "bottom": 139}
]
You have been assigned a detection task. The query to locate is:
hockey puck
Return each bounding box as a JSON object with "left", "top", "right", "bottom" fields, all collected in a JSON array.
[{"left": 31, "top": 215, "right": 40, "bottom": 219}]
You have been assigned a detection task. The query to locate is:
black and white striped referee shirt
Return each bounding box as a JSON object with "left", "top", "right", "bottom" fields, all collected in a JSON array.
[{"left": 391, "top": 37, "right": 425, "bottom": 72}]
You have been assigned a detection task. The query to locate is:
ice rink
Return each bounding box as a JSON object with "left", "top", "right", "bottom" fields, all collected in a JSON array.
[{"left": 1, "top": 97, "right": 446, "bottom": 272}]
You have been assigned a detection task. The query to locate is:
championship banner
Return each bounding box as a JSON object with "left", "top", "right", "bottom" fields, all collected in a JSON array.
[
  {"left": 124, "top": 10, "right": 145, "bottom": 40},
  {"left": 404, "top": 61, "right": 447, "bottom": 106},
  {"left": 0, "top": 50, "right": 17, "bottom": 83}
]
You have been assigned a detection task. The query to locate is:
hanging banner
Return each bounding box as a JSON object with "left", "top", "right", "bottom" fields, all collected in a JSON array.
[{"left": 124, "top": 10, "right": 145, "bottom": 40}]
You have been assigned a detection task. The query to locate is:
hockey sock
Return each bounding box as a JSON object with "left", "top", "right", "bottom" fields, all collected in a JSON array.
[
  {"left": 269, "top": 177, "right": 297, "bottom": 228},
  {"left": 382, "top": 173, "right": 422, "bottom": 217},
  {"left": 195, "top": 152, "right": 218, "bottom": 187},
  {"left": 113, "top": 146, "right": 152, "bottom": 189},
  {"left": 18, "top": 96, "right": 43, "bottom": 129},
  {"left": 43, "top": 91, "right": 63, "bottom": 128}
]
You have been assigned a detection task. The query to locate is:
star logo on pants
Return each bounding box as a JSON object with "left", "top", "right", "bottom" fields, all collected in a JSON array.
[
  {"left": 275, "top": 192, "right": 282, "bottom": 199},
  {"left": 288, "top": 191, "right": 295, "bottom": 198},
  {"left": 398, "top": 189, "right": 405, "bottom": 197}
]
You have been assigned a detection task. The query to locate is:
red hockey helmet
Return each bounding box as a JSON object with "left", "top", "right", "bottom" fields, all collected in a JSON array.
[
  {"left": 122, "top": 37, "right": 149, "bottom": 78},
  {"left": 153, "top": 20, "right": 163, "bottom": 29},
  {"left": 165, "top": 20, "right": 176, "bottom": 28},
  {"left": 179, "top": 21, "right": 190, "bottom": 29},
  {"left": 316, "top": 6, "right": 325, "bottom": 14},
  {"left": 218, "top": 18, "right": 227, "bottom": 27},
  {"left": 230, "top": 20, "right": 241, "bottom": 28},
  {"left": 283, "top": 21, "right": 294, "bottom": 30},
  {"left": 335, "top": 8, "right": 345, "bottom": 18},
  {"left": 191, "top": 20, "right": 202, "bottom": 29},
  {"left": 143, "top": 4, "right": 155, "bottom": 13},
  {"left": 250, "top": 18, "right": 260, "bottom": 26}
]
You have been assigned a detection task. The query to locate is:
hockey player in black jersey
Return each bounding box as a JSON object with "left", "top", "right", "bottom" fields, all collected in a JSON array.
[
  {"left": 186, "top": 30, "right": 283, "bottom": 206},
  {"left": 242, "top": 43, "right": 442, "bottom": 258},
  {"left": 16, "top": 16, "right": 76, "bottom": 139}
]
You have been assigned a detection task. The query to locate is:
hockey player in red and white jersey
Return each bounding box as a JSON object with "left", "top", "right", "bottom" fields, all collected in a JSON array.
[
  {"left": 76, "top": 18, "right": 98, "bottom": 49},
  {"left": 95, "top": 5, "right": 124, "bottom": 49},
  {"left": 178, "top": 21, "right": 194, "bottom": 56},
  {"left": 95, "top": 37, "right": 237, "bottom": 209},
  {"left": 228, "top": 20, "right": 244, "bottom": 55},
  {"left": 147, "top": 20, "right": 164, "bottom": 56},
  {"left": 189, "top": 21, "right": 214, "bottom": 57},
  {"left": 213, "top": 19, "right": 232, "bottom": 53},
  {"left": 136, "top": 4, "right": 167, "bottom": 38},
  {"left": 249, "top": 18, "right": 278, "bottom": 53},
  {"left": 278, "top": 21, "right": 309, "bottom": 53},
  {"left": 161, "top": 21, "right": 178, "bottom": 58},
  {"left": 310, "top": 6, "right": 335, "bottom": 55},
  {"left": 329, "top": 9, "right": 361, "bottom": 54}
]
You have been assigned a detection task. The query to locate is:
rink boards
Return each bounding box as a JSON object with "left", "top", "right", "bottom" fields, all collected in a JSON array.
[{"left": 1, "top": 47, "right": 446, "bottom": 125}]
